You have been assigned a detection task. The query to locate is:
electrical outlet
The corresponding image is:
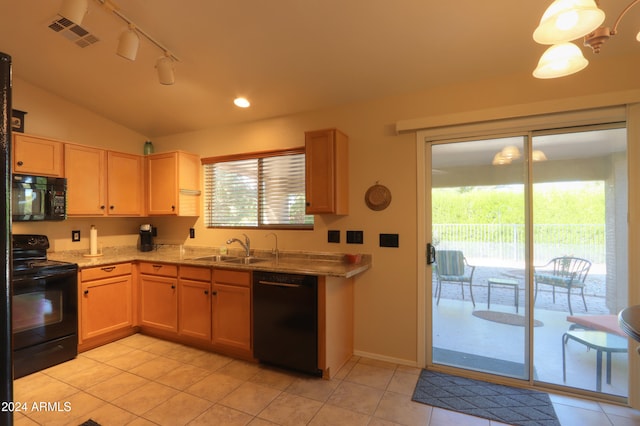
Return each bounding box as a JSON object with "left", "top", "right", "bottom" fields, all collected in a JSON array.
[
  {"left": 72, "top": 230, "right": 81, "bottom": 242},
  {"left": 189, "top": 228, "right": 195, "bottom": 238}
]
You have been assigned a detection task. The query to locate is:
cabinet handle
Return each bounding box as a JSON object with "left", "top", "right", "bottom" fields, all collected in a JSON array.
[
  {"left": 212, "top": 290, "right": 217, "bottom": 295},
  {"left": 204, "top": 290, "right": 209, "bottom": 295},
  {"left": 17, "top": 161, "right": 23, "bottom": 166},
  {"left": 171, "top": 285, "right": 176, "bottom": 289},
  {"left": 101, "top": 266, "right": 116, "bottom": 272},
  {"left": 110, "top": 205, "right": 115, "bottom": 210},
  {"left": 305, "top": 202, "right": 310, "bottom": 206},
  {"left": 100, "top": 205, "right": 106, "bottom": 210},
  {"left": 84, "top": 289, "right": 89, "bottom": 295},
  {"left": 171, "top": 205, "right": 176, "bottom": 211}
]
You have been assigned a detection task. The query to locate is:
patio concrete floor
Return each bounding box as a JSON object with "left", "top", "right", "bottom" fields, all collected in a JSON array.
[{"left": 431, "top": 266, "right": 629, "bottom": 398}]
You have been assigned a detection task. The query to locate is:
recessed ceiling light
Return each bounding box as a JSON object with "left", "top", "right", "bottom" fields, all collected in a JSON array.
[{"left": 234, "top": 97, "right": 250, "bottom": 108}]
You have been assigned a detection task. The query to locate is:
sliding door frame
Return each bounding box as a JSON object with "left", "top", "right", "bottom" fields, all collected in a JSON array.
[{"left": 415, "top": 105, "right": 640, "bottom": 406}]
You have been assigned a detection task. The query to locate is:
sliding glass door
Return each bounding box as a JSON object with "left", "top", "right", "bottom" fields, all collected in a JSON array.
[
  {"left": 430, "top": 136, "right": 529, "bottom": 379},
  {"left": 429, "top": 124, "right": 629, "bottom": 398}
]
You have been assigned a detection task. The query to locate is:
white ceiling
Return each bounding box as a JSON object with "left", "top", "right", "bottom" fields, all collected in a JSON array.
[{"left": 1, "top": 0, "right": 638, "bottom": 138}]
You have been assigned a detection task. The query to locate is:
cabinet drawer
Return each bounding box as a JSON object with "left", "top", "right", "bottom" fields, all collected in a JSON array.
[
  {"left": 179, "top": 265, "right": 212, "bottom": 281},
  {"left": 213, "top": 269, "right": 251, "bottom": 287},
  {"left": 81, "top": 263, "right": 132, "bottom": 281},
  {"left": 139, "top": 262, "right": 178, "bottom": 277}
]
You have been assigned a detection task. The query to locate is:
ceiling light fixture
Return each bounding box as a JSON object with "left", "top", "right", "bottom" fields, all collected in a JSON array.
[
  {"left": 116, "top": 24, "right": 139, "bottom": 61},
  {"left": 156, "top": 54, "right": 175, "bottom": 85},
  {"left": 533, "top": 0, "right": 640, "bottom": 78},
  {"left": 233, "top": 97, "right": 251, "bottom": 108},
  {"left": 59, "top": 0, "right": 89, "bottom": 25},
  {"left": 93, "top": 0, "right": 180, "bottom": 84}
]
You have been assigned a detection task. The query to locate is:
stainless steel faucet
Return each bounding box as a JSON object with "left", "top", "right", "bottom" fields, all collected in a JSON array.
[
  {"left": 265, "top": 232, "right": 279, "bottom": 262},
  {"left": 227, "top": 234, "right": 250, "bottom": 257}
]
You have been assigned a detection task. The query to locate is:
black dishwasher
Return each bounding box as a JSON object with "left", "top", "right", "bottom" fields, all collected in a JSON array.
[{"left": 253, "top": 271, "right": 321, "bottom": 376}]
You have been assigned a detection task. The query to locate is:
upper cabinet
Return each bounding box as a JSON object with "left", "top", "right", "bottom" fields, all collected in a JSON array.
[
  {"left": 65, "top": 144, "right": 144, "bottom": 216},
  {"left": 305, "top": 128, "right": 349, "bottom": 215},
  {"left": 147, "top": 151, "right": 201, "bottom": 216},
  {"left": 13, "top": 133, "right": 64, "bottom": 177}
]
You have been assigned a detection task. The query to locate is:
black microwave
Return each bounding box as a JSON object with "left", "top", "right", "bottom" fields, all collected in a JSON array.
[{"left": 12, "top": 174, "right": 67, "bottom": 221}]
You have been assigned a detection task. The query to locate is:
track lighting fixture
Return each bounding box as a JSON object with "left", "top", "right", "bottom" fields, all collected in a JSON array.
[
  {"left": 156, "top": 54, "right": 175, "bottom": 85},
  {"left": 91, "top": 0, "right": 180, "bottom": 84},
  {"left": 533, "top": 0, "right": 640, "bottom": 78},
  {"left": 116, "top": 24, "right": 139, "bottom": 61},
  {"left": 59, "top": 0, "right": 88, "bottom": 25}
]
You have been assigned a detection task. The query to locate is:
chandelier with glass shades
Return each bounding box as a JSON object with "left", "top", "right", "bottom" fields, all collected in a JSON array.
[{"left": 532, "top": 0, "right": 640, "bottom": 78}]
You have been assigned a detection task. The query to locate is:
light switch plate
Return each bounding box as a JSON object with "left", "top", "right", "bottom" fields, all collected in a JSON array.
[
  {"left": 346, "top": 230, "right": 364, "bottom": 244},
  {"left": 72, "top": 230, "right": 81, "bottom": 242}
]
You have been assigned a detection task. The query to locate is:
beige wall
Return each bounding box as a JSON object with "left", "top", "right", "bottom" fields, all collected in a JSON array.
[{"left": 11, "top": 52, "right": 640, "bottom": 366}]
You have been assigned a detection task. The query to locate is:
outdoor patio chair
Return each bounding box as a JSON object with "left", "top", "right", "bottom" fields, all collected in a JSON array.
[
  {"left": 434, "top": 250, "right": 476, "bottom": 306},
  {"left": 534, "top": 256, "right": 591, "bottom": 315}
]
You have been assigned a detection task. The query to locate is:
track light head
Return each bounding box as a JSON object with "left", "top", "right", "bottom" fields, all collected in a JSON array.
[
  {"left": 116, "top": 26, "right": 139, "bottom": 61},
  {"left": 59, "top": 0, "right": 88, "bottom": 25},
  {"left": 156, "top": 55, "right": 175, "bottom": 85}
]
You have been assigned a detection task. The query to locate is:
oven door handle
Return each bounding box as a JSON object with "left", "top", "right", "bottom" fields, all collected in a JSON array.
[{"left": 13, "top": 271, "right": 77, "bottom": 283}]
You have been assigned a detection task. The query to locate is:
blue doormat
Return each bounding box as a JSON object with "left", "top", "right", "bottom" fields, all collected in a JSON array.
[{"left": 412, "top": 370, "right": 560, "bottom": 426}]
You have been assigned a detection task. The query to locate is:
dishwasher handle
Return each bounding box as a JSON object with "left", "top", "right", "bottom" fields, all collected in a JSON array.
[{"left": 257, "top": 280, "right": 301, "bottom": 288}]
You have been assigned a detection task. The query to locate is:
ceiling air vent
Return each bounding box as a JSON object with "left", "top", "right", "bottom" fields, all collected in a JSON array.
[{"left": 48, "top": 16, "right": 99, "bottom": 48}]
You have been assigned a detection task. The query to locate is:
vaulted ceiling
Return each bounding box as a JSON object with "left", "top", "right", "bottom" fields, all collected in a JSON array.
[{"left": 1, "top": 0, "right": 638, "bottom": 137}]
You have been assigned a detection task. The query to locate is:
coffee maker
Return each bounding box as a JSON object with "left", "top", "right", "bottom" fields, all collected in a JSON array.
[{"left": 139, "top": 224, "right": 154, "bottom": 252}]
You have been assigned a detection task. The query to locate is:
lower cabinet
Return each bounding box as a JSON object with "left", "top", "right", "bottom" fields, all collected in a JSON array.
[
  {"left": 79, "top": 263, "right": 134, "bottom": 349},
  {"left": 139, "top": 263, "right": 178, "bottom": 333},
  {"left": 179, "top": 266, "right": 212, "bottom": 341},
  {"left": 212, "top": 269, "right": 252, "bottom": 357}
]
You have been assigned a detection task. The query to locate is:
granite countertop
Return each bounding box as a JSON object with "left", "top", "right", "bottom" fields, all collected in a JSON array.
[{"left": 48, "top": 246, "right": 372, "bottom": 279}]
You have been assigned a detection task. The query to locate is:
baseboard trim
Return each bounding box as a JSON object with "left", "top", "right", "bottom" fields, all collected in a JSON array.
[{"left": 353, "top": 350, "right": 420, "bottom": 368}]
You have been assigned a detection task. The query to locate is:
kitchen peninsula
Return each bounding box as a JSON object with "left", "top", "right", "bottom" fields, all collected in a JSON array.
[{"left": 50, "top": 246, "right": 371, "bottom": 379}]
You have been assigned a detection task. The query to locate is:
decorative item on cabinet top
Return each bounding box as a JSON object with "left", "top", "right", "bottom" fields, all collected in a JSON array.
[{"left": 364, "top": 181, "right": 391, "bottom": 211}]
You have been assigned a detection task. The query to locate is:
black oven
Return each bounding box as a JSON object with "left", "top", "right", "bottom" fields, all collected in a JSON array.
[
  {"left": 12, "top": 174, "right": 66, "bottom": 221},
  {"left": 12, "top": 235, "right": 78, "bottom": 378}
]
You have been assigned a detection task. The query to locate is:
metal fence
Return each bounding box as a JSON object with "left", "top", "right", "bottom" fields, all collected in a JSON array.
[{"left": 433, "top": 223, "right": 605, "bottom": 264}]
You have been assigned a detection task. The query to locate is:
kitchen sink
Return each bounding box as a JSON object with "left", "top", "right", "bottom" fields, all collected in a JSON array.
[
  {"left": 223, "top": 256, "right": 268, "bottom": 265},
  {"left": 191, "top": 255, "right": 240, "bottom": 262}
]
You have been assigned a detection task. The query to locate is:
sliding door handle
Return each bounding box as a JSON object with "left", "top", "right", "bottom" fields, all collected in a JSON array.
[{"left": 426, "top": 243, "right": 436, "bottom": 265}]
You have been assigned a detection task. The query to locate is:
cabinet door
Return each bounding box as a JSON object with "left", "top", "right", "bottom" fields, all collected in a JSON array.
[
  {"left": 147, "top": 152, "right": 178, "bottom": 215},
  {"left": 13, "top": 134, "right": 64, "bottom": 177},
  {"left": 305, "top": 129, "right": 348, "bottom": 215},
  {"left": 107, "top": 151, "right": 144, "bottom": 216},
  {"left": 179, "top": 279, "right": 211, "bottom": 340},
  {"left": 81, "top": 275, "right": 132, "bottom": 341},
  {"left": 65, "top": 144, "right": 107, "bottom": 215},
  {"left": 212, "top": 282, "right": 251, "bottom": 353},
  {"left": 140, "top": 275, "right": 178, "bottom": 332}
]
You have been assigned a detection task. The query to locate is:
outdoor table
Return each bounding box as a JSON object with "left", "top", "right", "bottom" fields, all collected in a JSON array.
[
  {"left": 487, "top": 278, "right": 519, "bottom": 313},
  {"left": 562, "top": 329, "right": 627, "bottom": 392}
]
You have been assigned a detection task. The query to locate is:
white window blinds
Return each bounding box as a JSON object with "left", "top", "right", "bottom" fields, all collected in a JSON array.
[{"left": 204, "top": 151, "right": 313, "bottom": 228}]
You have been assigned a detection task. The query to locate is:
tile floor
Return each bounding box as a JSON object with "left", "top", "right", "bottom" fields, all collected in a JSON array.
[{"left": 10, "top": 334, "right": 640, "bottom": 425}]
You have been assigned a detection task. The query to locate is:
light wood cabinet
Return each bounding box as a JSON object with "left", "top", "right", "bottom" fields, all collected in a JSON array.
[
  {"left": 65, "top": 145, "right": 144, "bottom": 216},
  {"left": 107, "top": 151, "right": 144, "bottom": 216},
  {"left": 139, "top": 263, "right": 178, "bottom": 333},
  {"left": 212, "top": 269, "right": 252, "bottom": 356},
  {"left": 13, "top": 133, "right": 64, "bottom": 177},
  {"left": 147, "top": 151, "right": 201, "bottom": 216},
  {"left": 179, "top": 266, "right": 212, "bottom": 341},
  {"left": 305, "top": 128, "right": 349, "bottom": 215},
  {"left": 79, "top": 263, "right": 133, "bottom": 344}
]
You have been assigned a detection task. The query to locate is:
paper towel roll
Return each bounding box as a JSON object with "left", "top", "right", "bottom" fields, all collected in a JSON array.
[{"left": 90, "top": 225, "right": 98, "bottom": 255}]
